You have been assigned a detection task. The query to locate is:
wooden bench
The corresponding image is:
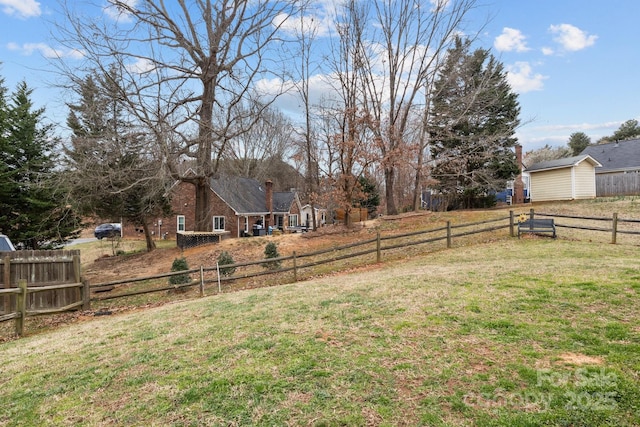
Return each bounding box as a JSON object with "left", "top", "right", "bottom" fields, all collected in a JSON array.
[{"left": 518, "top": 218, "right": 556, "bottom": 238}]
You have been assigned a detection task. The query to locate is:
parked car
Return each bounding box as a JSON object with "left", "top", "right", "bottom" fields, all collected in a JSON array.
[
  {"left": 0, "top": 234, "right": 16, "bottom": 251},
  {"left": 94, "top": 223, "right": 122, "bottom": 240}
]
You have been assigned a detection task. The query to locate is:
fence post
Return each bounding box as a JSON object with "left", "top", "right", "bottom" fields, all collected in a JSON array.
[
  {"left": 446, "top": 221, "right": 452, "bottom": 248},
  {"left": 73, "top": 253, "right": 81, "bottom": 283},
  {"left": 612, "top": 212, "right": 618, "bottom": 244},
  {"left": 82, "top": 279, "right": 91, "bottom": 310},
  {"left": 293, "top": 251, "right": 298, "bottom": 282},
  {"left": 376, "top": 232, "right": 381, "bottom": 263},
  {"left": 16, "top": 279, "right": 27, "bottom": 336},
  {"left": 3, "top": 255, "right": 10, "bottom": 313},
  {"left": 216, "top": 262, "right": 221, "bottom": 293},
  {"left": 529, "top": 208, "right": 535, "bottom": 231},
  {"left": 199, "top": 265, "right": 205, "bottom": 297},
  {"left": 509, "top": 210, "right": 515, "bottom": 237}
]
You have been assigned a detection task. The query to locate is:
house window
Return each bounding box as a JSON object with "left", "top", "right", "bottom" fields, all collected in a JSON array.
[
  {"left": 289, "top": 214, "right": 298, "bottom": 227},
  {"left": 177, "top": 215, "right": 185, "bottom": 232},
  {"left": 213, "top": 216, "right": 225, "bottom": 231}
]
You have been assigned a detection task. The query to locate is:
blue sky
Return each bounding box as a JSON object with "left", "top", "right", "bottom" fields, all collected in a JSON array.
[{"left": 1, "top": 0, "right": 638, "bottom": 152}]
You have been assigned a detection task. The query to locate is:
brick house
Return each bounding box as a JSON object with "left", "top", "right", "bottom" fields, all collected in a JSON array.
[{"left": 135, "top": 177, "right": 302, "bottom": 241}]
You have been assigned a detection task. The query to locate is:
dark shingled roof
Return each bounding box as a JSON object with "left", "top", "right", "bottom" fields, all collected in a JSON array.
[
  {"left": 580, "top": 139, "right": 640, "bottom": 173},
  {"left": 210, "top": 176, "right": 268, "bottom": 214},
  {"left": 209, "top": 176, "right": 295, "bottom": 215},
  {"left": 525, "top": 155, "right": 601, "bottom": 173},
  {"left": 273, "top": 192, "right": 295, "bottom": 213}
]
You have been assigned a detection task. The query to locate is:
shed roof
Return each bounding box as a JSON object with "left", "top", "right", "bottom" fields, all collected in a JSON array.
[
  {"left": 525, "top": 154, "right": 601, "bottom": 173},
  {"left": 580, "top": 139, "right": 640, "bottom": 173}
]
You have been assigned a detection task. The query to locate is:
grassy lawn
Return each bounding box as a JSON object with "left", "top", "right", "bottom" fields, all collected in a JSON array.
[{"left": 1, "top": 238, "right": 639, "bottom": 426}]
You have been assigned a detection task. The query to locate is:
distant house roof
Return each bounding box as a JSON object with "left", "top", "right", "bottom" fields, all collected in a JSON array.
[
  {"left": 580, "top": 139, "right": 640, "bottom": 173},
  {"left": 0, "top": 234, "right": 15, "bottom": 251},
  {"left": 273, "top": 192, "right": 295, "bottom": 213},
  {"left": 209, "top": 176, "right": 296, "bottom": 215},
  {"left": 210, "top": 176, "right": 268, "bottom": 214},
  {"left": 525, "top": 154, "right": 601, "bottom": 173}
]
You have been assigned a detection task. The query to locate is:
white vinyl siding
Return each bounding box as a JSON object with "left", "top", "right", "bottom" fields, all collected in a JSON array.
[
  {"left": 529, "top": 160, "right": 597, "bottom": 202},
  {"left": 529, "top": 168, "right": 573, "bottom": 202},
  {"left": 573, "top": 161, "right": 597, "bottom": 199}
]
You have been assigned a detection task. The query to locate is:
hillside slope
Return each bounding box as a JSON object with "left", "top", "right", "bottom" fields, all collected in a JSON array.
[{"left": 2, "top": 238, "right": 640, "bottom": 426}]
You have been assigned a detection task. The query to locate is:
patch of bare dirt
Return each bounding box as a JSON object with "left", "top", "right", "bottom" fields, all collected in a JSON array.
[{"left": 555, "top": 353, "right": 604, "bottom": 366}]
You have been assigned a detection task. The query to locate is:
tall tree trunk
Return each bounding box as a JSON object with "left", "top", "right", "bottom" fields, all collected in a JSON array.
[
  {"left": 194, "top": 75, "right": 214, "bottom": 232},
  {"left": 143, "top": 221, "right": 156, "bottom": 252},
  {"left": 385, "top": 167, "right": 398, "bottom": 215},
  {"left": 194, "top": 178, "right": 212, "bottom": 232},
  {"left": 412, "top": 149, "right": 424, "bottom": 212}
]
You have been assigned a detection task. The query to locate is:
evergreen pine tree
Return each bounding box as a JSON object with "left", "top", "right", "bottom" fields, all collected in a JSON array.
[
  {"left": 169, "top": 257, "right": 191, "bottom": 285},
  {"left": 0, "top": 80, "right": 81, "bottom": 247},
  {"left": 430, "top": 38, "right": 520, "bottom": 209},
  {"left": 261, "top": 242, "right": 281, "bottom": 270},
  {"left": 63, "top": 70, "right": 171, "bottom": 251},
  {"left": 217, "top": 251, "right": 236, "bottom": 276}
]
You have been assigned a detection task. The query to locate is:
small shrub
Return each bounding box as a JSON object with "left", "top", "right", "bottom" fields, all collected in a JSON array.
[
  {"left": 261, "top": 242, "right": 281, "bottom": 270},
  {"left": 217, "top": 251, "right": 236, "bottom": 276},
  {"left": 169, "top": 257, "right": 191, "bottom": 286}
]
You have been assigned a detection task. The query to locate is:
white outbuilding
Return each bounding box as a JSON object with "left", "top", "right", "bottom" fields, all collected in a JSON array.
[{"left": 525, "top": 155, "right": 602, "bottom": 202}]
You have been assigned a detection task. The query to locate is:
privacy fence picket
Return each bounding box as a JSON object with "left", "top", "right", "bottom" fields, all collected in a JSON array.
[{"left": 0, "top": 250, "right": 88, "bottom": 336}]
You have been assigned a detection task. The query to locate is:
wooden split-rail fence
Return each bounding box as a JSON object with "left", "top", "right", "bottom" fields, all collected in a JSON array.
[{"left": 2, "top": 209, "right": 639, "bottom": 337}]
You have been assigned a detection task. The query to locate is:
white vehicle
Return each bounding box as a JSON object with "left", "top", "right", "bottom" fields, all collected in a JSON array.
[{"left": 0, "top": 234, "right": 16, "bottom": 251}]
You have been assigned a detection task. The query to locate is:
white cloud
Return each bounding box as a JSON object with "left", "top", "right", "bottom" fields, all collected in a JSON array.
[
  {"left": 274, "top": 0, "right": 337, "bottom": 39},
  {"left": 0, "top": 0, "right": 40, "bottom": 18},
  {"left": 103, "top": 0, "right": 138, "bottom": 23},
  {"left": 430, "top": 0, "right": 451, "bottom": 11},
  {"left": 274, "top": 12, "right": 333, "bottom": 38},
  {"left": 126, "top": 57, "right": 155, "bottom": 74},
  {"left": 7, "top": 42, "right": 84, "bottom": 59},
  {"left": 541, "top": 47, "right": 554, "bottom": 56},
  {"left": 534, "top": 120, "right": 623, "bottom": 133},
  {"left": 494, "top": 27, "right": 529, "bottom": 53},
  {"left": 549, "top": 24, "right": 597, "bottom": 52},
  {"left": 506, "top": 62, "right": 547, "bottom": 93}
]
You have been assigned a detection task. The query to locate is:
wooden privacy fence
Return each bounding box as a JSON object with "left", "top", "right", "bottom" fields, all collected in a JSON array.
[
  {"left": 596, "top": 174, "right": 640, "bottom": 197},
  {"left": 0, "top": 250, "right": 88, "bottom": 336}
]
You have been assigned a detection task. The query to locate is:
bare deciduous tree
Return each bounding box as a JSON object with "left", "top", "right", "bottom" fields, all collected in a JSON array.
[
  {"left": 355, "top": 0, "right": 481, "bottom": 215},
  {"left": 286, "top": 6, "right": 322, "bottom": 230},
  {"left": 56, "top": 0, "right": 300, "bottom": 231},
  {"left": 321, "top": 0, "right": 377, "bottom": 226}
]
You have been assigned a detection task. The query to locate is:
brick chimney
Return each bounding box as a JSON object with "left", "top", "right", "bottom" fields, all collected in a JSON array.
[
  {"left": 513, "top": 144, "right": 525, "bottom": 204},
  {"left": 265, "top": 180, "right": 273, "bottom": 227}
]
